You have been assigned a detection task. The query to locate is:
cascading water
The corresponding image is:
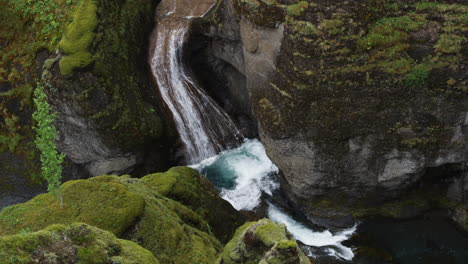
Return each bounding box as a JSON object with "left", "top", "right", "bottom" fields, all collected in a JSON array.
[
  {"left": 150, "top": 0, "right": 355, "bottom": 261},
  {"left": 150, "top": 0, "right": 241, "bottom": 164}
]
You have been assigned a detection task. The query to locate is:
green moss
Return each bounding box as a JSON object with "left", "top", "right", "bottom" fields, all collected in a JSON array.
[
  {"left": 286, "top": 1, "right": 310, "bottom": 17},
  {"left": 143, "top": 167, "right": 245, "bottom": 243},
  {"left": 59, "top": 51, "right": 95, "bottom": 75},
  {"left": 276, "top": 240, "right": 298, "bottom": 249},
  {"left": 404, "top": 64, "right": 430, "bottom": 88},
  {"left": 318, "top": 19, "right": 344, "bottom": 35},
  {"left": 359, "top": 15, "right": 425, "bottom": 50},
  {"left": 0, "top": 175, "right": 145, "bottom": 237},
  {"left": 416, "top": 2, "right": 468, "bottom": 13},
  {"left": 0, "top": 170, "right": 240, "bottom": 264},
  {"left": 122, "top": 176, "right": 222, "bottom": 264},
  {"left": 0, "top": 223, "right": 159, "bottom": 264},
  {"left": 255, "top": 222, "right": 288, "bottom": 247},
  {"left": 220, "top": 222, "right": 256, "bottom": 263},
  {"left": 288, "top": 19, "right": 321, "bottom": 38},
  {"left": 58, "top": 0, "right": 98, "bottom": 75},
  {"left": 219, "top": 219, "right": 309, "bottom": 264},
  {"left": 435, "top": 34, "right": 466, "bottom": 54}
]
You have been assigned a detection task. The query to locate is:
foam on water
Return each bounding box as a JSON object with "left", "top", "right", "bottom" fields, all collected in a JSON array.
[
  {"left": 192, "top": 139, "right": 279, "bottom": 210},
  {"left": 268, "top": 204, "right": 356, "bottom": 261},
  {"left": 193, "top": 139, "right": 356, "bottom": 261}
]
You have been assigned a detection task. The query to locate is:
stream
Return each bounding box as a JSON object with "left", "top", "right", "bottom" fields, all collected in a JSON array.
[{"left": 149, "top": 0, "right": 468, "bottom": 262}]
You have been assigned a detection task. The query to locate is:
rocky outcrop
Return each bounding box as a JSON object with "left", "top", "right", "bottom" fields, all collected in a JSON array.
[
  {"left": 0, "top": 0, "right": 171, "bottom": 208},
  {"left": 218, "top": 219, "right": 310, "bottom": 264},
  {"left": 0, "top": 223, "right": 159, "bottom": 264},
  {"left": 193, "top": 0, "right": 468, "bottom": 226},
  {"left": 0, "top": 167, "right": 245, "bottom": 263},
  {"left": 46, "top": 0, "right": 169, "bottom": 176}
]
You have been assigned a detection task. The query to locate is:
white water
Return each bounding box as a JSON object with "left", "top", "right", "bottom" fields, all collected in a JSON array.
[
  {"left": 193, "top": 139, "right": 356, "bottom": 260},
  {"left": 192, "top": 139, "right": 279, "bottom": 210},
  {"left": 268, "top": 204, "right": 356, "bottom": 260},
  {"left": 150, "top": 1, "right": 355, "bottom": 260},
  {"left": 150, "top": 5, "right": 241, "bottom": 164}
]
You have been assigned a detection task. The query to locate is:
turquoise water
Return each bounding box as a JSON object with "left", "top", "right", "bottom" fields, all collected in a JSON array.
[
  {"left": 193, "top": 139, "right": 468, "bottom": 263},
  {"left": 193, "top": 139, "right": 356, "bottom": 261}
]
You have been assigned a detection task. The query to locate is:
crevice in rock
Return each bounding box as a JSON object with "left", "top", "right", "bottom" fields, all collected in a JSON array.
[{"left": 184, "top": 22, "right": 258, "bottom": 139}]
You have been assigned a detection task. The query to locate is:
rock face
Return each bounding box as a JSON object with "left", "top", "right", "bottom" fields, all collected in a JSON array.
[
  {"left": 0, "top": 0, "right": 171, "bottom": 208},
  {"left": 0, "top": 223, "right": 159, "bottom": 264},
  {"left": 0, "top": 167, "right": 245, "bottom": 264},
  {"left": 47, "top": 0, "right": 169, "bottom": 176},
  {"left": 218, "top": 219, "right": 310, "bottom": 264},
  {"left": 192, "top": 0, "right": 468, "bottom": 225}
]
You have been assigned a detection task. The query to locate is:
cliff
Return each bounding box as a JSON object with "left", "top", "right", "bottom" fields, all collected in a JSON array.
[{"left": 190, "top": 0, "right": 467, "bottom": 227}]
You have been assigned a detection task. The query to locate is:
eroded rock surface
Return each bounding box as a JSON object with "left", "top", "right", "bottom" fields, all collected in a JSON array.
[{"left": 191, "top": 0, "right": 467, "bottom": 226}]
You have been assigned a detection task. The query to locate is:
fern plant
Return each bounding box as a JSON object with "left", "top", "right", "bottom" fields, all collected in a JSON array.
[{"left": 32, "top": 82, "right": 65, "bottom": 205}]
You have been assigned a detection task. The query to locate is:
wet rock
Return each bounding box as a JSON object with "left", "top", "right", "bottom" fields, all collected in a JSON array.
[{"left": 202, "top": 0, "right": 468, "bottom": 227}]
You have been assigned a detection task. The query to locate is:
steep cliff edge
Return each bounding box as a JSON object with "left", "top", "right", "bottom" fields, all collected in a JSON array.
[
  {"left": 0, "top": 0, "right": 172, "bottom": 207},
  {"left": 191, "top": 0, "right": 467, "bottom": 227}
]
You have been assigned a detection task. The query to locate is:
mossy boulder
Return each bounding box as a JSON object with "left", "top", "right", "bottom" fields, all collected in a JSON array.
[
  {"left": 0, "top": 223, "right": 159, "bottom": 264},
  {"left": 218, "top": 219, "right": 310, "bottom": 264},
  {"left": 143, "top": 166, "right": 246, "bottom": 242},
  {"left": 0, "top": 175, "right": 145, "bottom": 237},
  {"left": 0, "top": 168, "right": 245, "bottom": 264}
]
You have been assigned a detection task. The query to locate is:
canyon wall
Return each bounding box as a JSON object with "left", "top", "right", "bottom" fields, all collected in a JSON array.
[{"left": 193, "top": 0, "right": 467, "bottom": 227}]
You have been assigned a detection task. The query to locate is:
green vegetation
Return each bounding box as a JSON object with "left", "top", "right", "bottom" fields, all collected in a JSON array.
[
  {"left": 219, "top": 219, "right": 310, "bottom": 264},
  {"left": 143, "top": 167, "right": 245, "bottom": 243},
  {"left": 435, "top": 34, "right": 466, "bottom": 54},
  {"left": 286, "top": 1, "right": 310, "bottom": 17},
  {"left": 404, "top": 64, "right": 430, "bottom": 88},
  {"left": 0, "top": 175, "right": 145, "bottom": 237},
  {"left": 32, "top": 82, "right": 65, "bottom": 199},
  {"left": 255, "top": 221, "right": 288, "bottom": 247},
  {"left": 0, "top": 168, "right": 246, "bottom": 264},
  {"left": 0, "top": 223, "right": 159, "bottom": 264},
  {"left": 5, "top": 0, "right": 61, "bottom": 42},
  {"left": 358, "top": 15, "right": 425, "bottom": 50},
  {"left": 58, "top": 0, "right": 98, "bottom": 75},
  {"left": 318, "top": 19, "right": 344, "bottom": 35}
]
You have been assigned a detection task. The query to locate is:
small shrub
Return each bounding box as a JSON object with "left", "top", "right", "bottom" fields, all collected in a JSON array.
[
  {"left": 32, "top": 82, "right": 65, "bottom": 201},
  {"left": 404, "top": 65, "right": 430, "bottom": 88}
]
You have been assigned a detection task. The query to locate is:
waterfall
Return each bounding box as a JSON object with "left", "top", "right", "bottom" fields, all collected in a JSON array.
[
  {"left": 149, "top": 1, "right": 356, "bottom": 261},
  {"left": 149, "top": 1, "right": 241, "bottom": 164}
]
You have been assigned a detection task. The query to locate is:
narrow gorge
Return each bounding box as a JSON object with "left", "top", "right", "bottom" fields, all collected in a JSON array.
[{"left": 0, "top": 0, "right": 467, "bottom": 263}]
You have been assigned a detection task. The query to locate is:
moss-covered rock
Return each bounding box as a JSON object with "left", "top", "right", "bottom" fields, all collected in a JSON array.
[
  {"left": 58, "top": 0, "right": 98, "bottom": 75},
  {"left": 0, "top": 223, "right": 159, "bottom": 264},
  {"left": 143, "top": 166, "right": 246, "bottom": 242},
  {"left": 218, "top": 219, "right": 310, "bottom": 264},
  {"left": 232, "top": 0, "right": 285, "bottom": 27},
  {"left": 0, "top": 168, "right": 245, "bottom": 264},
  {"left": 217, "top": 0, "right": 468, "bottom": 227},
  {"left": 0, "top": 0, "right": 170, "bottom": 206},
  {"left": 0, "top": 175, "right": 145, "bottom": 237}
]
